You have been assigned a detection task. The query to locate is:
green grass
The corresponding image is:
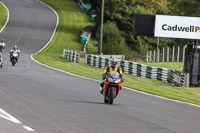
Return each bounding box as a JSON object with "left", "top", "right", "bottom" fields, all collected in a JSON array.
[
  {"left": 0, "top": 2, "right": 8, "bottom": 30},
  {"left": 141, "top": 62, "right": 184, "bottom": 71},
  {"left": 37, "top": 0, "right": 91, "bottom": 55},
  {"left": 34, "top": 0, "right": 200, "bottom": 105}
]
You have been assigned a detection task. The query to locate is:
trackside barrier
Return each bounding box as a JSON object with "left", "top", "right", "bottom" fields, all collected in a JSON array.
[
  {"left": 62, "top": 49, "right": 80, "bottom": 63},
  {"left": 76, "top": 0, "right": 91, "bottom": 13},
  {"left": 86, "top": 54, "right": 187, "bottom": 87}
]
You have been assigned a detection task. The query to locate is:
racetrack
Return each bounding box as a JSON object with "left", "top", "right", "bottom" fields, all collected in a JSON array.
[{"left": 0, "top": 0, "right": 200, "bottom": 133}]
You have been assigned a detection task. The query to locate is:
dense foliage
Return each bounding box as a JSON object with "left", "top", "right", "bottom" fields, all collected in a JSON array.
[{"left": 85, "top": 0, "right": 200, "bottom": 58}]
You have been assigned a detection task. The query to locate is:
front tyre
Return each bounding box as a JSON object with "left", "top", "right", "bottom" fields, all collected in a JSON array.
[
  {"left": 108, "top": 89, "right": 115, "bottom": 104},
  {"left": 12, "top": 58, "right": 16, "bottom": 66}
]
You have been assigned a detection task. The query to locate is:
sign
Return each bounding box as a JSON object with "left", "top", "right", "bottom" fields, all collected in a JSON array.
[{"left": 155, "top": 15, "right": 200, "bottom": 39}]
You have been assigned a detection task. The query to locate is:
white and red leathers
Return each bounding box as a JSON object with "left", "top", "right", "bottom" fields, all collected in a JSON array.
[{"left": 10, "top": 48, "right": 20, "bottom": 55}]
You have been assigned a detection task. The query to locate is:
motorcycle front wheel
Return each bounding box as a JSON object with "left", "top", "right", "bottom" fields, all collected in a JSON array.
[
  {"left": 12, "top": 58, "right": 16, "bottom": 66},
  {"left": 108, "top": 89, "right": 115, "bottom": 104}
]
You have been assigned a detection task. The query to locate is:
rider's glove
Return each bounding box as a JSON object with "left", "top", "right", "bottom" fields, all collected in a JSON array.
[{"left": 102, "top": 74, "right": 106, "bottom": 80}]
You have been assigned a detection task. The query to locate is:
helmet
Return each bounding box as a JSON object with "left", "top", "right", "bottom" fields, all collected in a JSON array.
[
  {"left": 1, "top": 39, "right": 4, "bottom": 42},
  {"left": 111, "top": 57, "right": 118, "bottom": 67},
  {"left": 14, "top": 45, "right": 18, "bottom": 49}
]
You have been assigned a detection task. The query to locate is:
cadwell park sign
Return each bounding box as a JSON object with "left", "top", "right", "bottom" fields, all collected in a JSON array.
[
  {"left": 135, "top": 14, "right": 200, "bottom": 87},
  {"left": 155, "top": 15, "right": 200, "bottom": 40}
]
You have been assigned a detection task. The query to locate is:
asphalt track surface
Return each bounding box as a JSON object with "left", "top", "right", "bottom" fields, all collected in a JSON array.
[{"left": 0, "top": 0, "right": 200, "bottom": 133}]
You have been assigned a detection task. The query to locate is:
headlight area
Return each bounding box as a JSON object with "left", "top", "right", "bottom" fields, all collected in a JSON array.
[
  {"left": 114, "top": 79, "right": 121, "bottom": 83},
  {"left": 108, "top": 78, "right": 114, "bottom": 82}
]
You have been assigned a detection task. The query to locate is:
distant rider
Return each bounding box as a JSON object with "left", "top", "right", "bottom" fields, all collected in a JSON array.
[
  {"left": 10, "top": 45, "right": 20, "bottom": 62},
  {"left": 100, "top": 57, "right": 123, "bottom": 94},
  {"left": 0, "top": 39, "right": 6, "bottom": 51}
]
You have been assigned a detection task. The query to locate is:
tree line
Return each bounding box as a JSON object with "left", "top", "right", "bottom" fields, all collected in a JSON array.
[{"left": 85, "top": 0, "right": 200, "bottom": 60}]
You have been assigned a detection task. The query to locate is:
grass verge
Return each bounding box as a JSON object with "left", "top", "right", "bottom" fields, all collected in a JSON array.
[
  {"left": 142, "top": 62, "right": 184, "bottom": 71},
  {"left": 34, "top": 0, "right": 200, "bottom": 105},
  {"left": 0, "top": 2, "right": 8, "bottom": 30}
]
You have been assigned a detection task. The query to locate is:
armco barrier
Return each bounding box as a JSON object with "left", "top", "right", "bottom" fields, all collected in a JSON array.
[
  {"left": 62, "top": 49, "right": 80, "bottom": 63},
  {"left": 86, "top": 54, "right": 186, "bottom": 87}
]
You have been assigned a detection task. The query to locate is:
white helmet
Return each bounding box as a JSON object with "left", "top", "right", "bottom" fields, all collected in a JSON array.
[{"left": 14, "top": 45, "right": 18, "bottom": 49}]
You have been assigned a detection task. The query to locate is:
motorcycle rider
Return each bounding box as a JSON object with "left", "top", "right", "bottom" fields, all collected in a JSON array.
[
  {"left": 0, "top": 39, "right": 6, "bottom": 51},
  {"left": 100, "top": 57, "right": 123, "bottom": 94},
  {"left": 10, "top": 45, "right": 20, "bottom": 62}
]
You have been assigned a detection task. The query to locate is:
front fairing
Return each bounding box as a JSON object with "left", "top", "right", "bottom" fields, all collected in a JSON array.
[
  {"left": 104, "top": 72, "right": 122, "bottom": 97},
  {"left": 107, "top": 71, "right": 121, "bottom": 84}
]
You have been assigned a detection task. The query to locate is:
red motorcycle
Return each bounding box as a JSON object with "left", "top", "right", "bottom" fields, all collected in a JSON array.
[{"left": 103, "top": 71, "right": 122, "bottom": 104}]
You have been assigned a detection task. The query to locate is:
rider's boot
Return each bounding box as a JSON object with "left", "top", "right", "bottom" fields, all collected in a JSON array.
[
  {"left": 100, "top": 82, "right": 105, "bottom": 94},
  {"left": 99, "top": 86, "right": 103, "bottom": 94}
]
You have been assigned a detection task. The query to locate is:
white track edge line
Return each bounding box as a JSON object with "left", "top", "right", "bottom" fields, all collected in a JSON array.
[
  {"left": 0, "top": 108, "right": 21, "bottom": 123},
  {"left": 34, "top": 0, "right": 59, "bottom": 55},
  {"left": 0, "top": 1, "right": 22, "bottom": 124},
  {"left": 23, "top": 126, "right": 35, "bottom": 131},
  {"left": 31, "top": 1, "right": 200, "bottom": 109},
  {"left": 0, "top": 1, "right": 9, "bottom": 33},
  {"left": 123, "top": 87, "right": 200, "bottom": 108}
]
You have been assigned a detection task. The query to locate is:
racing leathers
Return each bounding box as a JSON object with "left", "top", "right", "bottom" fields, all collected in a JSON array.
[{"left": 10, "top": 48, "right": 20, "bottom": 62}]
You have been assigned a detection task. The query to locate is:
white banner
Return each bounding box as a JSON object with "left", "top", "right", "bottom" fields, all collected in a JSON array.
[{"left": 155, "top": 15, "right": 200, "bottom": 39}]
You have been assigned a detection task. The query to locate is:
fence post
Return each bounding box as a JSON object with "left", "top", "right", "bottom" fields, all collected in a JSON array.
[
  {"left": 157, "top": 48, "right": 160, "bottom": 62},
  {"left": 153, "top": 49, "right": 156, "bottom": 63},
  {"left": 150, "top": 50, "right": 152, "bottom": 62},
  {"left": 184, "top": 73, "right": 190, "bottom": 87},
  {"left": 167, "top": 47, "right": 169, "bottom": 62},
  {"left": 177, "top": 46, "right": 180, "bottom": 62},
  {"left": 172, "top": 46, "right": 175, "bottom": 62},
  {"left": 162, "top": 47, "right": 165, "bottom": 62},
  {"left": 182, "top": 45, "right": 186, "bottom": 62}
]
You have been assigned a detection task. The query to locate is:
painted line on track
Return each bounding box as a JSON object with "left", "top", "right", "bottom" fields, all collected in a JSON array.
[
  {"left": 31, "top": 0, "right": 200, "bottom": 110},
  {"left": 34, "top": 0, "right": 59, "bottom": 55},
  {"left": 0, "top": 1, "right": 36, "bottom": 132},
  {"left": 0, "top": 0, "right": 22, "bottom": 125},
  {"left": 0, "top": 108, "right": 21, "bottom": 123},
  {"left": 23, "top": 126, "right": 35, "bottom": 132}
]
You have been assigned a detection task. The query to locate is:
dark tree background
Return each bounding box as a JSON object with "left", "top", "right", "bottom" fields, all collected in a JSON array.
[{"left": 84, "top": 0, "right": 199, "bottom": 58}]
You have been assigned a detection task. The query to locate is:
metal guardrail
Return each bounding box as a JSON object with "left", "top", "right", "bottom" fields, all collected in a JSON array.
[
  {"left": 62, "top": 49, "right": 80, "bottom": 63},
  {"left": 86, "top": 54, "right": 187, "bottom": 87}
]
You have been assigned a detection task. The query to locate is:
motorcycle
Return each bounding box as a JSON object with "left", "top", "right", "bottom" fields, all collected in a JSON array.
[
  {"left": 0, "top": 45, "right": 4, "bottom": 52},
  {"left": 103, "top": 71, "right": 122, "bottom": 104},
  {"left": 10, "top": 52, "right": 19, "bottom": 66}
]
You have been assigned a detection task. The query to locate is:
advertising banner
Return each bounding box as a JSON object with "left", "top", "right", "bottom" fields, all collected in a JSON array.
[{"left": 155, "top": 15, "right": 200, "bottom": 39}]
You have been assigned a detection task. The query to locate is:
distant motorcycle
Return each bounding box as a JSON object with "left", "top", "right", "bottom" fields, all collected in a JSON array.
[
  {"left": 103, "top": 71, "right": 122, "bottom": 104},
  {"left": 10, "top": 52, "right": 19, "bottom": 66},
  {"left": 0, "top": 45, "right": 4, "bottom": 52}
]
